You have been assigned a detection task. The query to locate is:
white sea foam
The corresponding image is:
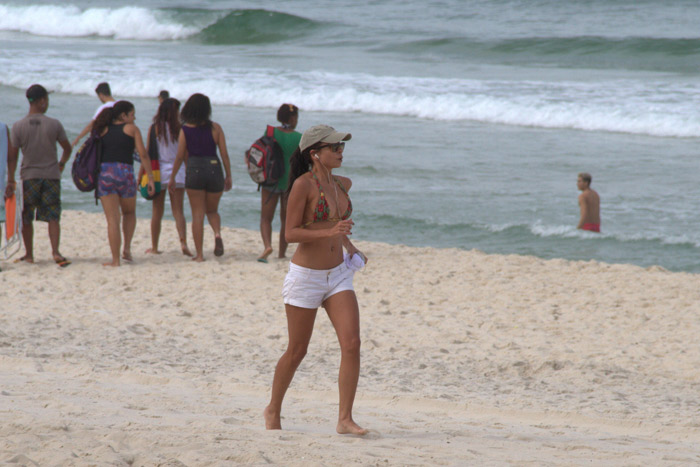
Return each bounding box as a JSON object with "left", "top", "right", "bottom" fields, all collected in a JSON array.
[
  {"left": 1, "top": 52, "right": 698, "bottom": 138},
  {"left": 527, "top": 221, "right": 700, "bottom": 247},
  {"left": 529, "top": 222, "right": 600, "bottom": 239},
  {"left": 0, "top": 5, "right": 198, "bottom": 40}
]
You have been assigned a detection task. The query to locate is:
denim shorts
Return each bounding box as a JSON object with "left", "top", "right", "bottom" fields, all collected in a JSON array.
[
  {"left": 282, "top": 262, "right": 355, "bottom": 309},
  {"left": 185, "top": 157, "right": 224, "bottom": 192},
  {"left": 97, "top": 162, "right": 136, "bottom": 198}
]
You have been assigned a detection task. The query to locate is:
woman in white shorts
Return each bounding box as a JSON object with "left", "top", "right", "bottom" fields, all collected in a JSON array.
[
  {"left": 143, "top": 98, "right": 192, "bottom": 256},
  {"left": 264, "top": 124, "right": 368, "bottom": 436}
]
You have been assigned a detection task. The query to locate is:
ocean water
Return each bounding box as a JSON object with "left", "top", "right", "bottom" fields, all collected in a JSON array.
[{"left": 2, "top": 0, "right": 700, "bottom": 271}]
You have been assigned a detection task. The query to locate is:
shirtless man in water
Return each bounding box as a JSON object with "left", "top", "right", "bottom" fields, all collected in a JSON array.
[{"left": 577, "top": 172, "right": 600, "bottom": 232}]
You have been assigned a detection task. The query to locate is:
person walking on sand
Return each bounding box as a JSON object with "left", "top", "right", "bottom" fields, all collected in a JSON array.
[
  {"left": 141, "top": 98, "right": 192, "bottom": 256},
  {"left": 264, "top": 124, "right": 368, "bottom": 436},
  {"left": 577, "top": 172, "right": 600, "bottom": 232},
  {"left": 257, "top": 103, "right": 301, "bottom": 263},
  {"left": 169, "top": 93, "right": 232, "bottom": 262},
  {"left": 71, "top": 82, "right": 116, "bottom": 147},
  {"left": 94, "top": 100, "right": 155, "bottom": 267},
  {"left": 6, "top": 84, "right": 72, "bottom": 267}
]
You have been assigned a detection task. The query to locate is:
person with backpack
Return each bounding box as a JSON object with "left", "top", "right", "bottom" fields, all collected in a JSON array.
[
  {"left": 140, "top": 98, "right": 192, "bottom": 256},
  {"left": 264, "top": 124, "right": 368, "bottom": 436},
  {"left": 6, "top": 84, "right": 73, "bottom": 267},
  {"left": 94, "top": 100, "right": 155, "bottom": 267},
  {"left": 168, "top": 93, "right": 232, "bottom": 262},
  {"left": 257, "top": 104, "right": 300, "bottom": 263}
]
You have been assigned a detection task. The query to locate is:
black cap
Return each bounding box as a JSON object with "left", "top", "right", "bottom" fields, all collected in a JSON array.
[{"left": 26, "top": 84, "right": 49, "bottom": 103}]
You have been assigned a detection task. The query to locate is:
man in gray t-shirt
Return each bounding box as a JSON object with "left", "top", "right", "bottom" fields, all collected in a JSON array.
[{"left": 6, "top": 84, "right": 72, "bottom": 266}]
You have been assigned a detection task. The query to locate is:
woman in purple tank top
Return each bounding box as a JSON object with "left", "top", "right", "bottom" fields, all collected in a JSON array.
[{"left": 169, "top": 93, "right": 232, "bottom": 262}]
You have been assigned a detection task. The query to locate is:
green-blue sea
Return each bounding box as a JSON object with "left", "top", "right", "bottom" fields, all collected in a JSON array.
[{"left": 2, "top": 0, "right": 700, "bottom": 271}]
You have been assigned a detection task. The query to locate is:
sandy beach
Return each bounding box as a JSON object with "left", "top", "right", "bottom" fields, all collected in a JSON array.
[{"left": 1, "top": 209, "right": 700, "bottom": 465}]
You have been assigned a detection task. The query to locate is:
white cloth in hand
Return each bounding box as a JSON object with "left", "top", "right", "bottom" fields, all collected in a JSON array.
[{"left": 344, "top": 252, "right": 365, "bottom": 272}]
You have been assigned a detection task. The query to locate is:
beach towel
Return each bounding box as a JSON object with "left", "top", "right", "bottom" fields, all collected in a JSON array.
[
  {"left": 0, "top": 122, "right": 22, "bottom": 259},
  {"left": 139, "top": 124, "right": 162, "bottom": 200},
  {"left": 2, "top": 190, "right": 22, "bottom": 259}
]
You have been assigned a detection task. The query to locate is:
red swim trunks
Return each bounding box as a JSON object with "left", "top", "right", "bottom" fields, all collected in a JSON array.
[{"left": 582, "top": 223, "right": 600, "bottom": 232}]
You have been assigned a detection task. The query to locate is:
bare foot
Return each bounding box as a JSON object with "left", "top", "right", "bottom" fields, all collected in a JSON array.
[
  {"left": 145, "top": 248, "right": 162, "bottom": 255},
  {"left": 181, "top": 243, "right": 193, "bottom": 257},
  {"left": 122, "top": 251, "right": 133, "bottom": 262},
  {"left": 14, "top": 255, "right": 34, "bottom": 264},
  {"left": 277, "top": 254, "right": 287, "bottom": 259},
  {"left": 263, "top": 405, "right": 281, "bottom": 430},
  {"left": 102, "top": 261, "right": 120, "bottom": 267},
  {"left": 192, "top": 255, "right": 205, "bottom": 262},
  {"left": 214, "top": 236, "right": 224, "bottom": 257},
  {"left": 337, "top": 419, "right": 368, "bottom": 436}
]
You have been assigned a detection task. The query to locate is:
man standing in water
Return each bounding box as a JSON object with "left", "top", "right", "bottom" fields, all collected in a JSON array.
[
  {"left": 71, "top": 82, "right": 116, "bottom": 147},
  {"left": 577, "top": 172, "right": 600, "bottom": 232}
]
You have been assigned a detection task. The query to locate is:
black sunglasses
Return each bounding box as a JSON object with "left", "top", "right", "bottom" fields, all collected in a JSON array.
[{"left": 318, "top": 142, "right": 345, "bottom": 152}]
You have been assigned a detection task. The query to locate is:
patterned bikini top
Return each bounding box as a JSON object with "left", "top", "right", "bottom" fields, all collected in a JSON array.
[{"left": 303, "top": 173, "right": 352, "bottom": 227}]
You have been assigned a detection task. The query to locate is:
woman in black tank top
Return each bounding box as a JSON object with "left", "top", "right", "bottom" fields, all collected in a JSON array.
[{"left": 93, "top": 100, "right": 155, "bottom": 267}]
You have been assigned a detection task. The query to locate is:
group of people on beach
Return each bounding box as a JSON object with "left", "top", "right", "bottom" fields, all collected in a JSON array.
[
  {"left": 1, "top": 80, "right": 600, "bottom": 436},
  {"left": 2, "top": 83, "right": 304, "bottom": 265},
  {"left": 1, "top": 82, "right": 369, "bottom": 435}
]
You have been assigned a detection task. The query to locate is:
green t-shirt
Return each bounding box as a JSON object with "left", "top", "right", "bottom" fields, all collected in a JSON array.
[{"left": 273, "top": 128, "right": 302, "bottom": 192}]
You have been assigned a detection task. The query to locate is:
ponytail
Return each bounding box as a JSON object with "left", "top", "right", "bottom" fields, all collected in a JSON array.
[
  {"left": 286, "top": 144, "right": 320, "bottom": 196},
  {"left": 92, "top": 100, "right": 135, "bottom": 137},
  {"left": 92, "top": 107, "right": 113, "bottom": 137}
]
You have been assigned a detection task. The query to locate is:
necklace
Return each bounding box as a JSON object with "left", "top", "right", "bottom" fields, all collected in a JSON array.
[
  {"left": 317, "top": 164, "right": 342, "bottom": 253},
  {"left": 319, "top": 165, "right": 341, "bottom": 220}
]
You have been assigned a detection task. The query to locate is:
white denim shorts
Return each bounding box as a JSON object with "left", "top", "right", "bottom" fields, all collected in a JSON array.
[{"left": 282, "top": 261, "right": 355, "bottom": 309}]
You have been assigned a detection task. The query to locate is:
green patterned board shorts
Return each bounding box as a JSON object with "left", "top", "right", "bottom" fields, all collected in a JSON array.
[{"left": 23, "top": 179, "right": 61, "bottom": 223}]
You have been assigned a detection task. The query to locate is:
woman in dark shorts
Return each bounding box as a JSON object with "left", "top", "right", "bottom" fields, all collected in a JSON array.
[
  {"left": 169, "top": 93, "right": 232, "bottom": 262},
  {"left": 94, "top": 100, "right": 155, "bottom": 267}
]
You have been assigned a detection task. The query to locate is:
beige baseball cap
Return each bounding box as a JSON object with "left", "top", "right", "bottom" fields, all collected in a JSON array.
[{"left": 299, "top": 124, "right": 352, "bottom": 152}]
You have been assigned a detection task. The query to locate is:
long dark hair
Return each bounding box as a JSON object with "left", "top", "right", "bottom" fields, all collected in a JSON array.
[
  {"left": 180, "top": 93, "right": 212, "bottom": 127},
  {"left": 153, "top": 98, "right": 180, "bottom": 143},
  {"left": 93, "top": 100, "right": 134, "bottom": 136},
  {"left": 286, "top": 142, "right": 324, "bottom": 196}
]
